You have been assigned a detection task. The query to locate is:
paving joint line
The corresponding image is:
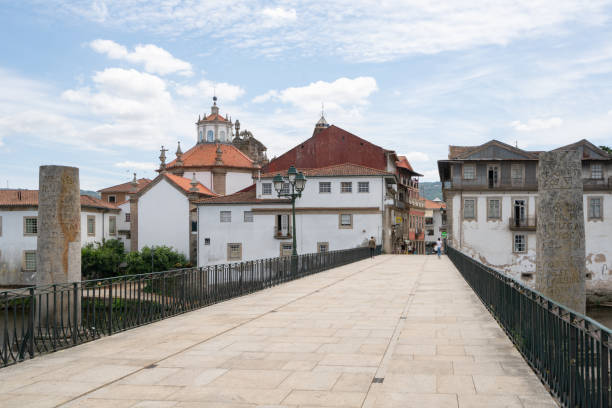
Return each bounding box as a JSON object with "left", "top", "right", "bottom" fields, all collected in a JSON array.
[
  {"left": 55, "top": 256, "right": 392, "bottom": 407},
  {"left": 361, "top": 256, "right": 427, "bottom": 408}
]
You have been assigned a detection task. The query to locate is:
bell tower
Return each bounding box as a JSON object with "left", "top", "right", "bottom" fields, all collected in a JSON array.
[{"left": 196, "top": 96, "right": 233, "bottom": 144}]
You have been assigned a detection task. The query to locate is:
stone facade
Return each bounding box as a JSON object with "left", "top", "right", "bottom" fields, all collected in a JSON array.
[{"left": 536, "top": 150, "right": 586, "bottom": 313}]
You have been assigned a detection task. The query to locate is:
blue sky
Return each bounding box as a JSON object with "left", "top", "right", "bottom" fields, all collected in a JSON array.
[{"left": 1, "top": 1, "right": 612, "bottom": 189}]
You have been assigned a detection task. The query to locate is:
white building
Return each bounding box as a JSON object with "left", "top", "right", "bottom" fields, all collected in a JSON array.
[
  {"left": 196, "top": 164, "right": 396, "bottom": 265},
  {"left": 424, "top": 198, "right": 446, "bottom": 252},
  {"left": 133, "top": 172, "right": 217, "bottom": 261},
  {"left": 0, "top": 190, "right": 121, "bottom": 286},
  {"left": 438, "top": 139, "right": 612, "bottom": 299}
]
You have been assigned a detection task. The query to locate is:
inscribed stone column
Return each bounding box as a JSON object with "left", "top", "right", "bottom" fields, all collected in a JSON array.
[
  {"left": 536, "top": 150, "right": 586, "bottom": 314},
  {"left": 37, "top": 166, "right": 81, "bottom": 324}
]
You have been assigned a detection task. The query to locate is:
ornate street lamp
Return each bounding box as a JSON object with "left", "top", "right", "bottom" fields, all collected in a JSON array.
[{"left": 274, "top": 165, "right": 307, "bottom": 257}]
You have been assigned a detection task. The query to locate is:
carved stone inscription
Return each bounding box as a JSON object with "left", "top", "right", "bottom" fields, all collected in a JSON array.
[
  {"left": 37, "top": 166, "right": 81, "bottom": 286},
  {"left": 536, "top": 150, "right": 586, "bottom": 313}
]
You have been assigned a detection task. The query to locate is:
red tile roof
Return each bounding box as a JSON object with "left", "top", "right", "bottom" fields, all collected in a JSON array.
[
  {"left": 396, "top": 156, "right": 414, "bottom": 171},
  {"left": 200, "top": 113, "right": 229, "bottom": 122},
  {"left": 0, "top": 190, "right": 120, "bottom": 211},
  {"left": 98, "top": 178, "right": 151, "bottom": 193},
  {"left": 164, "top": 173, "right": 217, "bottom": 196},
  {"left": 425, "top": 199, "right": 446, "bottom": 210},
  {"left": 260, "top": 163, "right": 395, "bottom": 178},
  {"left": 197, "top": 184, "right": 288, "bottom": 205},
  {"left": 167, "top": 143, "right": 254, "bottom": 169}
]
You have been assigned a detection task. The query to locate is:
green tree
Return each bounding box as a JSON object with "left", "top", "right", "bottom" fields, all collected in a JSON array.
[
  {"left": 125, "top": 245, "right": 190, "bottom": 275},
  {"left": 81, "top": 239, "right": 126, "bottom": 279},
  {"left": 600, "top": 145, "right": 612, "bottom": 156}
]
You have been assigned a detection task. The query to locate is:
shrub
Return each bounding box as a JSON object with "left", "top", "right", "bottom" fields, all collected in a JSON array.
[
  {"left": 81, "top": 239, "right": 126, "bottom": 280},
  {"left": 124, "top": 246, "right": 190, "bottom": 275}
]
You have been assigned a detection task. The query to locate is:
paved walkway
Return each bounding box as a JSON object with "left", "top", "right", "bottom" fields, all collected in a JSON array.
[{"left": 0, "top": 255, "right": 557, "bottom": 408}]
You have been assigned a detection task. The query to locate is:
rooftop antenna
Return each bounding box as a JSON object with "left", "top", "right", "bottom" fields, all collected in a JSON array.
[
  {"left": 321, "top": 102, "right": 325, "bottom": 118},
  {"left": 515, "top": 140, "right": 518, "bottom": 148}
]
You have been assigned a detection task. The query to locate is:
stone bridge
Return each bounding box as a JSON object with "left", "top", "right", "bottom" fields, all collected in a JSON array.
[{"left": 0, "top": 255, "right": 556, "bottom": 407}]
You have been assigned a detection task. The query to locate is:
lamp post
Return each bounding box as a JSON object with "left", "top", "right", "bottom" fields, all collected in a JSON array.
[{"left": 273, "top": 165, "right": 307, "bottom": 257}]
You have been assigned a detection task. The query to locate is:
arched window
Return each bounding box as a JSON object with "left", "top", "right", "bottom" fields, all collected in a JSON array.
[
  {"left": 220, "top": 130, "right": 225, "bottom": 140},
  {"left": 199, "top": 130, "right": 203, "bottom": 141},
  {"left": 207, "top": 130, "right": 214, "bottom": 142}
]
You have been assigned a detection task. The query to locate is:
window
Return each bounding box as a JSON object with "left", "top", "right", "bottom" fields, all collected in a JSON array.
[
  {"left": 244, "top": 211, "right": 254, "bottom": 222},
  {"left": 262, "top": 183, "right": 272, "bottom": 195},
  {"left": 220, "top": 211, "right": 231, "bottom": 222},
  {"left": 463, "top": 199, "right": 476, "bottom": 219},
  {"left": 441, "top": 213, "right": 447, "bottom": 225},
  {"left": 24, "top": 216, "right": 38, "bottom": 235},
  {"left": 511, "top": 164, "right": 524, "bottom": 186},
  {"left": 125, "top": 213, "right": 131, "bottom": 222},
  {"left": 488, "top": 165, "right": 499, "bottom": 188},
  {"left": 280, "top": 183, "right": 290, "bottom": 195},
  {"left": 341, "top": 182, "right": 352, "bottom": 193},
  {"left": 588, "top": 197, "right": 603, "bottom": 220},
  {"left": 319, "top": 182, "right": 331, "bottom": 193},
  {"left": 204, "top": 238, "right": 210, "bottom": 246},
  {"left": 487, "top": 198, "right": 501, "bottom": 219},
  {"left": 318, "top": 242, "right": 329, "bottom": 253},
  {"left": 280, "top": 242, "right": 293, "bottom": 257},
  {"left": 24, "top": 251, "right": 36, "bottom": 271},
  {"left": 592, "top": 163, "right": 603, "bottom": 179},
  {"left": 109, "top": 216, "right": 117, "bottom": 235},
  {"left": 199, "top": 130, "right": 203, "bottom": 141},
  {"left": 358, "top": 182, "right": 369, "bottom": 193},
  {"left": 513, "top": 234, "right": 527, "bottom": 253},
  {"left": 87, "top": 216, "right": 95, "bottom": 236},
  {"left": 463, "top": 164, "right": 475, "bottom": 180},
  {"left": 427, "top": 229, "right": 434, "bottom": 236},
  {"left": 339, "top": 213, "right": 353, "bottom": 229},
  {"left": 191, "top": 220, "right": 197, "bottom": 232},
  {"left": 227, "top": 243, "right": 242, "bottom": 261},
  {"left": 220, "top": 130, "right": 226, "bottom": 140},
  {"left": 108, "top": 195, "right": 116, "bottom": 203},
  {"left": 207, "top": 130, "right": 214, "bottom": 142},
  {"left": 425, "top": 217, "right": 433, "bottom": 225},
  {"left": 276, "top": 214, "right": 290, "bottom": 236}
]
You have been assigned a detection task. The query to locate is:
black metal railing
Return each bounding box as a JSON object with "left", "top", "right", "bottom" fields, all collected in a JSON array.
[
  {"left": 447, "top": 246, "right": 611, "bottom": 408},
  {"left": 508, "top": 216, "right": 537, "bottom": 231},
  {"left": 1, "top": 246, "right": 379, "bottom": 368}
]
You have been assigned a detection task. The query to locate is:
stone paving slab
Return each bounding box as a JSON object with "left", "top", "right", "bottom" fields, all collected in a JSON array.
[{"left": 0, "top": 255, "right": 558, "bottom": 407}]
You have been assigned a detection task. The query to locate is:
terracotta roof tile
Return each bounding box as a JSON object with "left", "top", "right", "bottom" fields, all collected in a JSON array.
[
  {"left": 168, "top": 143, "right": 254, "bottom": 169},
  {"left": 396, "top": 156, "right": 414, "bottom": 171},
  {"left": 196, "top": 184, "right": 288, "bottom": 205},
  {"left": 98, "top": 178, "right": 151, "bottom": 193},
  {"left": 200, "top": 113, "right": 228, "bottom": 122},
  {"left": 448, "top": 146, "right": 474, "bottom": 159},
  {"left": 425, "top": 199, "right": 446, "bottom": 210},
  {"left": 164, "top": 173, "right": 217, "bottom": 196},
  {"left": 260, "top": 163, "right": 394, "bottom": 178},
  {"left": 0, "top": 190, "right": 119, "bottom": 211}
]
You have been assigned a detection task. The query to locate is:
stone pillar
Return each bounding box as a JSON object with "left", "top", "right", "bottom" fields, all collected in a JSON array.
[
  {"left": 37, "top": 166, "right": 81, "bottom": 325},
  {"left": 536, "top": 150, "right": 586, "bottom": 314}
]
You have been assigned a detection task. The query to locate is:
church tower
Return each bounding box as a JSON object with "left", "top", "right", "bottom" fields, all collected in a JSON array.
[{"left": 196, "top": 96, "right": 234, "bottom": 144}]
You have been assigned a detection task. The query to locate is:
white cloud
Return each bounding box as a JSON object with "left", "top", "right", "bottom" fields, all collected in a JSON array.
[
  {"left": 403, "top": 152, "right": 430, "bottom": 163},
  {"left": 114, "top": 161, "right": 156, "bottom": 171},
  {"left": 90, "top": 39, "right": 193, "bottom": 76},
  {"left": 176, "top": 78, "right": 245, "bottom": 102},
  {"left": 52, "top": 1, "right": 612, "bottom": 62},
  {"left": 511, "top": 117, "right": 563, "bottom": 132},
  {"left": 253, "top": 77, "right": 378, "bottom": 113}
]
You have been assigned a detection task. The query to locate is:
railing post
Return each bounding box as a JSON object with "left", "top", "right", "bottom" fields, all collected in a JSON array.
[
  {"left": 108, "top": 283, "right": 113, "bottom": 336},
  {"left": 72, "top": 282, "right": 78, "bottom": 346},
  {"left": 28, "top": 287, "right": 35, "bottom": 358},
  {"left": 601, "top": 331, "right": 609, "bottom": 408}
]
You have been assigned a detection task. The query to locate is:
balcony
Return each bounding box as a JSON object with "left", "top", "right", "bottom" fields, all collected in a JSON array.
[
  {"left": 509, "top": 217, "right": 536, "bottom": 231},
  {"left": 583, "top": 177, "right": 612, "bottom": 191},
  {"left": 273, "top": 226, "right": 292, "bottom": 239}
]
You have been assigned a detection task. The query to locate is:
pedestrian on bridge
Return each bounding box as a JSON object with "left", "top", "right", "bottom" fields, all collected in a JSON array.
[
  {"left": 436, "top": 238, "right": 442, "bottom": 259},
  {"left": 368, "top": 236, "right": 376, "bottom": 258}
]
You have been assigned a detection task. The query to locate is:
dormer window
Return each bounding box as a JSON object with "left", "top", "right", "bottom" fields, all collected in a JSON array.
[
  {"left": 591, "top": 163, "right": 603, "bottom": 179},
  {"left": 207, "top": 130, "right": 214, "bottom": 142}
]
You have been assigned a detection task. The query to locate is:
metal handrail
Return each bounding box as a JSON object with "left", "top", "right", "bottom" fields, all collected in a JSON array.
[
  {"left": 0, "top": 245, "right": 380, "bottom": 368},
  {"left": 447, "top": 246, "right": 611, "bottom": 407}
]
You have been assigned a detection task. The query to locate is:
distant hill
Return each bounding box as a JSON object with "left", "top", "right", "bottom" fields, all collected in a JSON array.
[
  {"left": 419, "top": 181, "right": 442, "bottom": 201},
  {"left": 80, "top": 190, "right": 101, "bottom": 199}
]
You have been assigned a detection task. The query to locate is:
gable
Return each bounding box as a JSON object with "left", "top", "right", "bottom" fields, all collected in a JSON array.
[{"left": 459, "top": 141, "right": 536, "bottom": 160}]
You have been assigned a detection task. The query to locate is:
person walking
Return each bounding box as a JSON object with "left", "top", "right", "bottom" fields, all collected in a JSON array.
[
  {"left": 436, "top": 238, "right": 442, "bottom": 259},
  {"left": 368, "top": 236, "right": 376, "bottom": 259}
]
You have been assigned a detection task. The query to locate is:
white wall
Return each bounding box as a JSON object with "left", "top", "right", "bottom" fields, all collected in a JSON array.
[
  {"left": 138, "top": 178, "right": 189, "bottom": 256},
  {"left": 197, "top": 204, "right": 381, "bottom": 266},
  {"left": 0, "top": 210, "right": 38, "bottom": 285},
  {"left": 257, "top": 176, "right": 385, "bottom": 209},
  {"left": 226, "top": 171, "right": 254, "bottom": 195},
  {"left": 193, "top": 171, "right": 213, "bottom": 190},
  {"left": 584, "top": 193, "right": 612, "bottom": 281}
]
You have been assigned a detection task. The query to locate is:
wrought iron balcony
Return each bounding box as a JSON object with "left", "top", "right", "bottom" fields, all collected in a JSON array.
[
  {"left": 273, "top": 227, "right": 292, "bottom": 239},
  {"left": 509, "top": 217, "right": 536, "bottom": 231},
  {"left": 583, "top": 177, "right": 612, "bottom": 191}
]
